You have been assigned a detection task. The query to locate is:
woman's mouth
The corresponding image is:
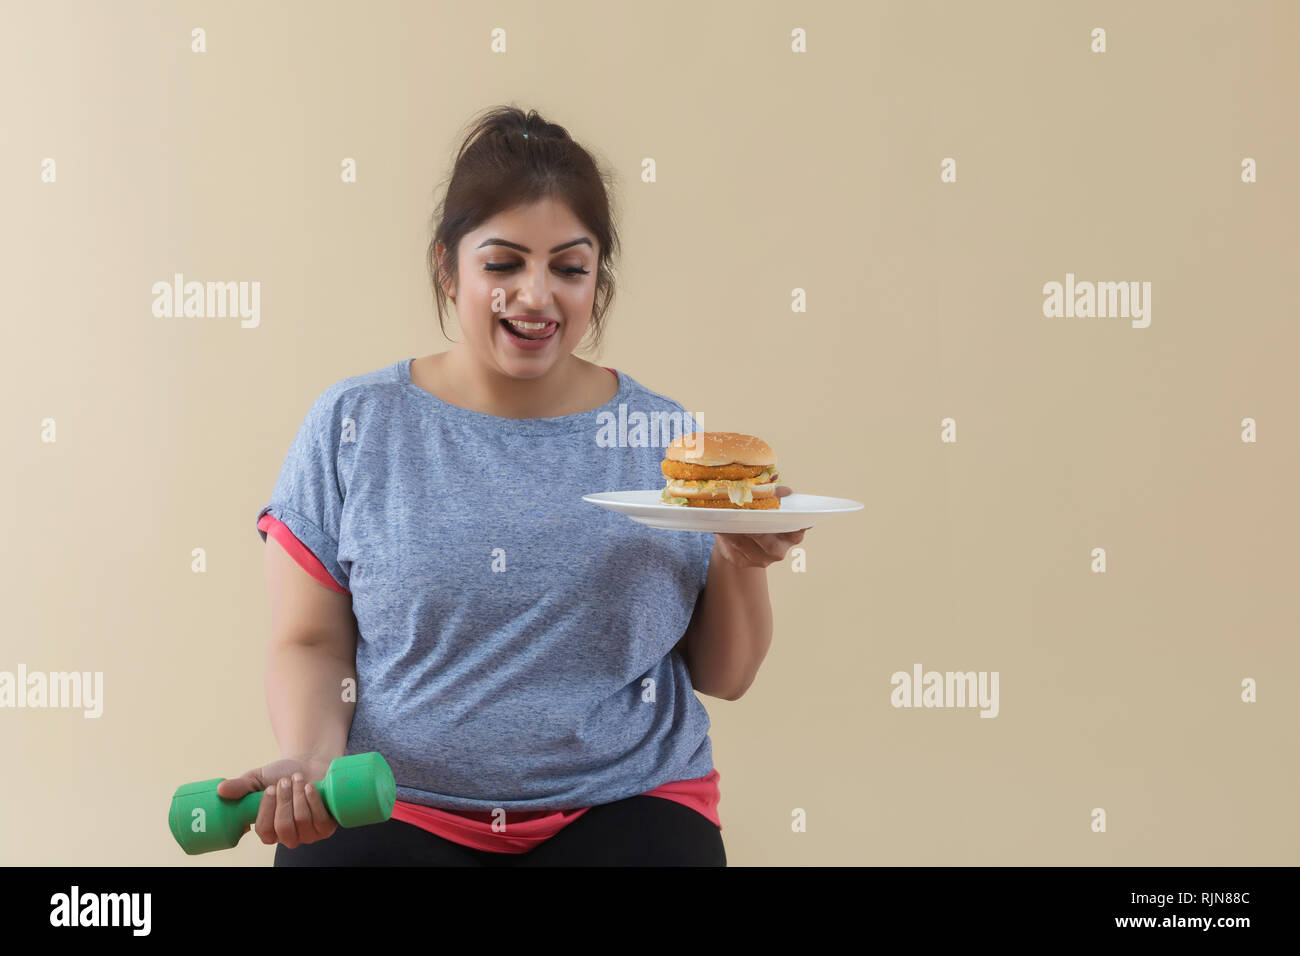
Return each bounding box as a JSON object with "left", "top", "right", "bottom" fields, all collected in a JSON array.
[{"left": 500, "top": 317, "right": 559, "bottom": 348}]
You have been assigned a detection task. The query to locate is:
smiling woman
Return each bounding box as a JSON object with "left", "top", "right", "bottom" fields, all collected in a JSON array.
[
  {"left": 407, "top": 107, "right": 627, "bottom": 420},
  {"left": 251, "top": 104, "right": 731, "bottom": 869},
  {"left": 428, "top": 110, "right": 617, "bottom": 345},
  {"left": 408, "top": 190, "right": 621, "bottom": 420}
]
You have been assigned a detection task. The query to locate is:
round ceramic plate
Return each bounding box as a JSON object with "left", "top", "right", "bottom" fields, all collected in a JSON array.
[{"left": 581, "top": 491, "right": 864, "bottom": 533}]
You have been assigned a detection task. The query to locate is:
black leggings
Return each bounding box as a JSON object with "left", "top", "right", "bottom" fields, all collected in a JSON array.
[{"left": 273, "top": 794, "right": 726, "bottom": 867}]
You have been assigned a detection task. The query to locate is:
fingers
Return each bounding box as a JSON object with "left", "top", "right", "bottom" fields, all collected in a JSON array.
[
  {"left": 255, "top": 782, "right": 278, "bottom": 845},
  {"left": 253, "top": 774, "right": 331, "bottom": 848},
  {"left": 274, "top": 776, "right": 300, "bottom": 849},
  {"left": 236, "top": 758, "right": 343, "bottom": 848},
  {"left": 303, "top": 778, "right": 338, "bottom": 838},
  {"left": 216, "top": 771, "right": 257, "bottom": 800},
  {"left": 717, "top": 528, "right": 810, "bottom": 567},
  {"left": 772, "top": 528, "right": 810, "bottom": 555},
  {"left": 290, "top": 772, "right": 334, "bottom": 842},
  {"left": 290, "top": 773, "right": 320, "bottom": 842},
  {"left": 750, "top": 529, "right": 806, "bottom": 562}
]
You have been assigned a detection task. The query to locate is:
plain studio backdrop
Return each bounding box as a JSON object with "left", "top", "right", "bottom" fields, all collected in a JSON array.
[{"left": 2, "top": 0, "right": 1297, "bottom": 866}]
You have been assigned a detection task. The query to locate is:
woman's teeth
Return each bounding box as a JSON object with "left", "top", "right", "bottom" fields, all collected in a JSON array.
[{"left": 501, "top": 318, "right": 558, "bottom": 340}]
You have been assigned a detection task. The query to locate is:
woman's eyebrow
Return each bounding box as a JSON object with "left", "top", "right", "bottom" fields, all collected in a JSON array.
[{"left": 476, "top": 237, "right": 593, "bottom": 254}]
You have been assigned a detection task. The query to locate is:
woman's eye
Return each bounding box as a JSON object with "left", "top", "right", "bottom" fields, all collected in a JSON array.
[{"left": 483, "top": 262, "right": 589, "bottom": 277}]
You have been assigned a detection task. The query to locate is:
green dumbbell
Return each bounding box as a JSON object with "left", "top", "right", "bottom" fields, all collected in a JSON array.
[{"left": 169, "top": 751, "right": 396, "bottom": 855}]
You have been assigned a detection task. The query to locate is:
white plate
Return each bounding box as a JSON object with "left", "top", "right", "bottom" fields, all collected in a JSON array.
[{"left": 582, "top": 491, "right": 864, "bottom": 533}]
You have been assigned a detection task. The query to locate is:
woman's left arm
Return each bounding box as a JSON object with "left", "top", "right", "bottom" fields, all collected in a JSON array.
[{"left": 676, "top": 487, "right": 809, "bottom": 701}]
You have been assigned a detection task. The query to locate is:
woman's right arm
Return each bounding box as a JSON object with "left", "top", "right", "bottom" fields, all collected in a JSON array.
[
  {"left": 217, "top": 535, "right": 360, "bottom": 849},
  {"left": 216, "top": 535, "right": 360, "bottom": 849},
  {"left": 263, "top": 533, "right": 358, "bottom": 762}
]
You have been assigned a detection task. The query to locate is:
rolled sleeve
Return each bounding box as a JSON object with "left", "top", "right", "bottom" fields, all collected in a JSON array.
[{"left": 255, "top": 392, "right": 349, "bottom": 591}]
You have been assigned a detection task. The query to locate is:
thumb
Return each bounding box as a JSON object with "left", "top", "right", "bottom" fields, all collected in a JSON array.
[
  {"left": 774, "top": 485, "right": 793, "bottom": 498},
  {"left": 216, "top": 769, "right": 267, "bottom": 800}
]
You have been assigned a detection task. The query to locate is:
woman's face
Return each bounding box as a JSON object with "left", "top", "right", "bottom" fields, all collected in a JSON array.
[{"left": 438, "top": 197, "right": 598, "bottom": 379}]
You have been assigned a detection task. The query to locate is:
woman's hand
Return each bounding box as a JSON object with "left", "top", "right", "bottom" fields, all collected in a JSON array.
[
  {"left": 215, "top": 752, "right": 340, "bottom": 850},
  {"left": 713, "top": 486, "right": 811, "bottom": 568}
]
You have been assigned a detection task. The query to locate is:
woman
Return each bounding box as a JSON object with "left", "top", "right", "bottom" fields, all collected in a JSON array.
[{"left": 220, "top": 106, "right": 809, "bottom": 866}]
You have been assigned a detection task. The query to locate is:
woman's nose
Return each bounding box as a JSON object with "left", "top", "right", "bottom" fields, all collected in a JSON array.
[{"left": 516, "top": 266, "right": 552, "bottom": 308}]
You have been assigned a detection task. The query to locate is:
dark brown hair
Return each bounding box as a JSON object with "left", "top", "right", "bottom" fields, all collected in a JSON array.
[{"left": 426, "top": 105, "right": 621, "bottom": 353}]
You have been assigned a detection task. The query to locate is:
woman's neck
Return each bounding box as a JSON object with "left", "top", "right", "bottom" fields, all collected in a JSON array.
[{"left": 419, "top": 350, "right": 613, "bottom": 419}]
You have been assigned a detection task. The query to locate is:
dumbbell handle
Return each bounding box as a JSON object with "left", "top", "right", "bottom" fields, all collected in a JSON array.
[{"left": 169, "top": 751, "right": 395, "bottom": 854}]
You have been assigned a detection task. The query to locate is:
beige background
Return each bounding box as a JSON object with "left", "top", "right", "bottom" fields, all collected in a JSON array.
[{"left": 3, "top": 0, "right": 1297, "bottom": 866}]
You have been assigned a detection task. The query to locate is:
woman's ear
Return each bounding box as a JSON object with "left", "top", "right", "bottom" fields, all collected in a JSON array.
[{"left": 434, "top": 241, "right": 456, "bottom": 300}]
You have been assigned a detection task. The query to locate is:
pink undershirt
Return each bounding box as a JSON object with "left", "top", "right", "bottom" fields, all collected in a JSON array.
[{"left": 257, "top": 366, "right": 721, "bottom": 853}]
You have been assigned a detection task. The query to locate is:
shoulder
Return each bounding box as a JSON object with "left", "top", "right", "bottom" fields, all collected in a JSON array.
[
  {"left": 304, "top": 359, "right": 409, "bottom": 425},
  {"left": 614, "top": 370, "right": 704, "bottom": 434},
  {"left": 611, "top": 368, "right": 695, "bottom": 417}
]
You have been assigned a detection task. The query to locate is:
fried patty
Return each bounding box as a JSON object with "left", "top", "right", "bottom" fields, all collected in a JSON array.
[
  {"left": 685, "top": 496, "right": 781, "bottom": 510},
  {"left": 661, "top": 460, "right": 768, "bottom": 480}
]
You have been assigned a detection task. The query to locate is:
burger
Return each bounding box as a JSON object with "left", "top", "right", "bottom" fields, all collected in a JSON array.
[{"left": 660, "top": 431, "right": 781, "bottom": 509}]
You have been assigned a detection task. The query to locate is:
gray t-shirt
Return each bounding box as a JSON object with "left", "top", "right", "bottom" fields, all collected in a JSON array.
[{"left": 256, "top": 357, "right": 714, "bottom": 811}]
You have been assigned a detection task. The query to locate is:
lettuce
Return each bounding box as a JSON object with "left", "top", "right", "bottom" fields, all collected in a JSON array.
[
  {"left": 660, "top": 486, "right": 690, "bottom": 506},
  {"left": 662, "top": 462, "right": 778, "bottom": 507}
]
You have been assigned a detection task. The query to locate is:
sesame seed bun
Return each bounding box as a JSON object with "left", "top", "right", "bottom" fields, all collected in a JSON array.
[
  {"left": 660, "top": 432, "right": 780, "bottom": 509},
  {"left": 663, "top": 432, "right": 776, "bottom": 467}
]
